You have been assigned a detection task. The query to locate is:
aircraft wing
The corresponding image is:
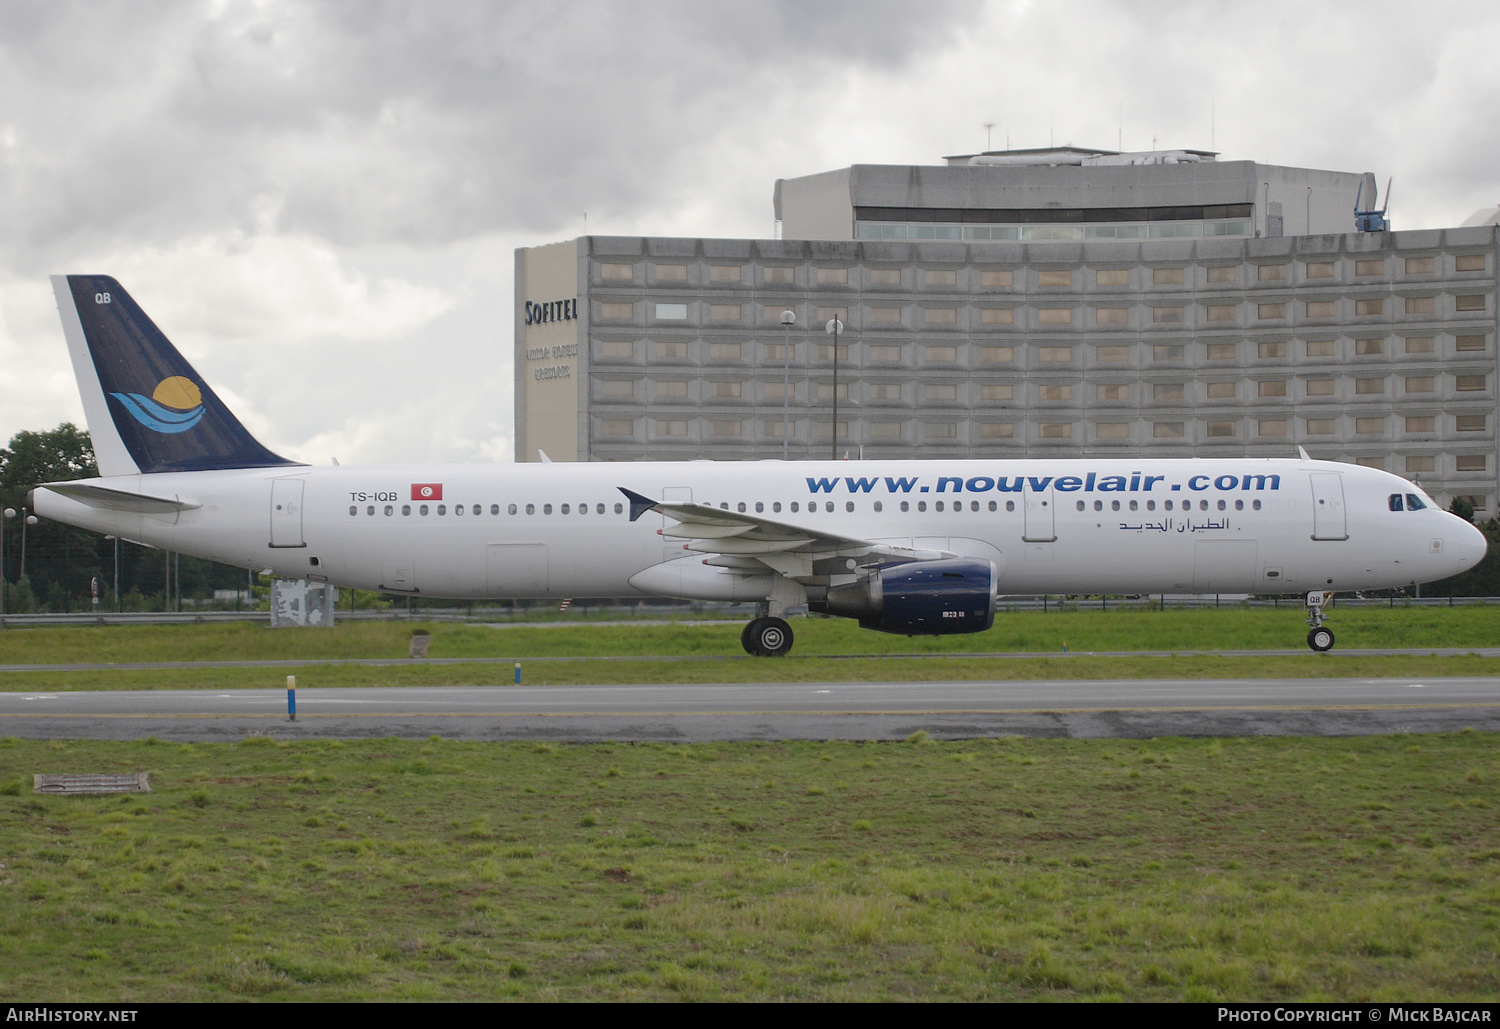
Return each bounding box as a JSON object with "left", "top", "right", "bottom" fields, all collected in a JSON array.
[{"left": 618, "top": 486, "right": 946, "bottom": 582}]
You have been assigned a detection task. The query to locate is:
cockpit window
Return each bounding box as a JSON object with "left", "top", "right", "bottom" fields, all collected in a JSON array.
[
  {"left": 1389, "top": 493, "right": 1404, "bottom": 512},
  {"left": 1406, "top": 493, "right": 1427, "bottom": 511}
]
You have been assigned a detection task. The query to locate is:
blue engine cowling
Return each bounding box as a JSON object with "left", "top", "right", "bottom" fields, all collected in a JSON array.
[{"left": 809, "top": 558, "right": 997, "bottom": 635}]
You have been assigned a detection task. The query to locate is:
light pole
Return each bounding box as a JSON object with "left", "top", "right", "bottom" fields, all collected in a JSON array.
[
  {"left": 780, "top": 308, "right": 795, "bottom": 459},
  {"left": 16, "top": 508, "right": 36, "bottom": 581},
  {"left": 825, "top": 316, "right": 844, "bottom": 461},
  {"left": 1, "top": 507, "right": 11, "bottom": 616},
  {"left": 106, "top": 535, "right": 120, "bottom": 612}
]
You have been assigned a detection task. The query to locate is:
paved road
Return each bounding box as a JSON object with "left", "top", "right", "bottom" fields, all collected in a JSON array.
[{"left": 1, "top": 677, "right": 1497, "bottom": 741}]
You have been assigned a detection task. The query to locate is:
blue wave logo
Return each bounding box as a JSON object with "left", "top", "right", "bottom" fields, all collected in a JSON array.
[{"left": 110, "top": 376, "right": 205, "bottom": 434}]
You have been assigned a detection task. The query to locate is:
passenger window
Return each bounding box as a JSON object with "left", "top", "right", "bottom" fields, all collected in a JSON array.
[
  {"left": 825, "top": 502, "right": 834, "bottom": 512},
  {"left": 543, "top": 504, "right": 552, "bottom": 514},
  {"left": 791, "top": 502, "right": 799, "bottom": 512},
  {"left": 614, "top": 503, "right": 623, "bottom": 514},
  {"left": 1111, "top": 500, "right": 1120, "bottom": 511},
  {"left": 1199, "top": 500, "right": 1208, "bottom": 511},
  {"left": 1146, "top": 500, "right": 1156, "bottom": 511},
  {"left": 402, "top": 505, "right": 411, "bottom": 516},
  {"left": 1076, "top": 501, "right": 1085, "bottom": 511},
  {"left": 1093, "top": 500, "right": 1103, "bottom": 512},
  {"left": 385, "top": 505, "right": 394, "bottom": 516},
  {"left": 970, "top": 501, "right": 979, "bottom": 512},
  {"left": 596, "top": 504, "right": 605, "bottom": 515},
  {"left": 1252, "top": 500, "right": 1262, "bottom": 510},
  {"left": 875, "top": 501, "right": 884, "bottom": 512},
  {"left": 474, "top": 505, "right": 482, "bottom": 516},
  {"left": 560, "top": 504, "right": 570, "bottom": 514},
  {"left": 1164, "top": 500, "right": 1173, "bottom": 511},
  {"left": 845, "top": 502, "right": 854, "bottom": 512},
  {"left": 454, "top": 505, "right": 463, "bottom": 516},
  {"left": 367, "top": 506, "right": 374, "bottom": 516},
  {"left": 1389, "top": 493, "right": 1404, "bottom": 511},
  {"left": 989, "top": 501, "right": 998, "bottom": 512},
  {"left": 349, "top": 505, "right": 357, "bottom": 516},
  {"left": 420, "top": 504, "right": 430, "bottom": 515},
  {"left": 507, "top": 504, "right": 516, "bottom": 515},
  {"left": 1234, "top": 500, "right": 1243, "bottom": 511},
  {"left": 577, "top": 503, "right": 586, "bottom": 515},
  {"left": 772, "top": 502, "right": 781, "bottom": 513},
  {"left": 918, "top": 501, "right": 927, "bottom": 512},
  {"left": 738, "top": 502, "right": 747, "bottom": 512},
  {"left": 1217, "top": 500, "right": 1226, "bottom": 511},
  {"left": 936, "top": 501, "right": 945, "bottom": 512},
  {"left": 1006, "top": 501, "right": 1015, "bottom": 512},
  {"left": 1406, "top": 494, "right": 1426, "bottom": 510},
  {"left": 901, "top": 501, "right": 910, "bottom": 512},
  {"left": 437, "top": 504, "right": 447, "bottom": 515},
  {"left": 1129, "top": 500, "right": 1137, "bottom": 511},
  {"left": 756, "top": 502, "right": 764, "bottom": 513},
  {"left": 526, "top": 504, "right": 535, "bottom": 515}
]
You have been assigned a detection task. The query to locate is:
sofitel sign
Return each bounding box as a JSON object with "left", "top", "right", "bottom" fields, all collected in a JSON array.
[{"left": 525, "top": 298, "right": 577, "bottom": 325}]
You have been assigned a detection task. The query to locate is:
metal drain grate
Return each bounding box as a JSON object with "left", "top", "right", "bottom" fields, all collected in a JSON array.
[{"left": 33, "top": 773, "right": 151, "bottom": 795}]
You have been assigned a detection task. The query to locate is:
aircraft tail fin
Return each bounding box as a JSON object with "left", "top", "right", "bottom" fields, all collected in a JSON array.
[{"left": 51, "top": 275, "right": 299, "bottom": 475}]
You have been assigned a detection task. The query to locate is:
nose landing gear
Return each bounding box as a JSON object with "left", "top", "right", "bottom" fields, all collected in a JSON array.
[
  {"left": 1305, "top": 591, "right": 1335, "bottom": 652},
  {"left": 742, "top": 616, "right": 794, "bottom": 657}
]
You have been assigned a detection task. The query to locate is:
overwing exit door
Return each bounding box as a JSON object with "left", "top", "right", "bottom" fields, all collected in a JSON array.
[{"left": 1022, "top": 483, "right": 1056, "bottom": 542}]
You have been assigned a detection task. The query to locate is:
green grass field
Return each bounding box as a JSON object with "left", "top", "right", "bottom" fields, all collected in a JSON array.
[{"left": 2, "top": 733, "right": 1496, "bottom": 1001}]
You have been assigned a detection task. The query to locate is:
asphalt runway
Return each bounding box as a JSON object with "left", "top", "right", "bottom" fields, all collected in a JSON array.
[{"left": 1, "top": 677, "right": 1497, "bottom": 741}]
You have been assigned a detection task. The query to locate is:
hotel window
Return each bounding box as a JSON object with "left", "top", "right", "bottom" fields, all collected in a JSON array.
[
  {"left": 869, "top": 345, "right": 903, "bottom": 362},
  {"left": 655, "top": 303, "right": 688, "bottom": 320},
  {"left": 1097, "top": 384, "right": 1128, "bottom": 401},
  {"left": 1038, "top": 270, "right": 1072, "bottom": 286},
  {"left": 816, "top": 267, "right": 849, "bottom": 284},
  {"left": 655, "top": 340, "right": 687, "bottom": 359},
  {"left": 1406, "top": 416, "right": 1435, "bottom": 432},
  {"left": 1306, "top": 419, "right": 1336, "bottom": 435},
  {"left": 1355, "top": 417, "right": 1385, "bottom": 434},
  {"left": 980, "top": 308, "right": 1015, "bottom": 325},
  {"left": 599, "top": 379, "right": 634, "bottom": 397},
  {"left": 1258, "top": 380, "right": 1287, "bottom": 397},
  {"left": 1356, "top": 457, "right": 1385, "bottom": 469},
  {"left": 1206, "top": 421, "right": 1236, "bottom": 438},
  {"left": 708, "top": 381, "right": 741, "bottom": 399},
  {"left": 709, "top": 342, "right": 742, "bottom": 361},
  {"left": 816, "top": 383, "right": 849, "bottom": 402},
  {"left": 1095, "top": 345, "right": 1131, "bottom": 362},
  {"left": 1153, "top": 383, "right": 1185, "bottom": 400},
  {"left": 762, "top": 343, "right": 789, "bottom": 361},
  {"left": 1456, "top": 415, "right": 1487, "bottom": 432},
  {"left": 1456, "top": 375, "right": 1487, "bottom": 391},
  {"left": 1405, "top": 257, "right": 1435, "bottom": 275},
  {"left": 709, "top": 266, "right": 741, "bottom": 282},
  {"left": 870, "top": 422, "right": 902, "bottom": 439},
  {"left": 869, "top": 307, "right": 902, "bottom": 324},
  {"left": 1039, "top": 385, "right": 1071, "bottom": 401},
  {"left": 1206, "top": 381, "right": 1236, "bottom": 399},
  {"left": 1407, "top": 455, "right": 1434, "bottom": 474},
  {"left": 1037, "top": 347, "right": 1073, "bottom": 363},
  {"left": 1456, "top": 294, "right": 1488, "bottom": 311},
  {"left": 1096, "top": 269, "right": 1129, "bottom": 286},
  {"left": 1405, "top": 377, "right": 1435, "bottom": 393},
  {"left": 1257, "top": 303, "right": 1286, "bottom": 320},
  {"left": 600, "top": 263, "right": 633, "bottom": 280},
  {"left": 1405, "top": 336, "right": 1435, "bottom": 354},
  {"left": 1154, "top": 345, "right": 1185, "bottom": 362},
  {"left": 600, "top": 419, "right": 634, "bottom": 436},
  {"left": 762, "top": 382, "right": 786, "bottom": 401},
  {"left": 924, "top": 422, "right": 958, "bottom": 439},
  {"left": 1456, "top": 334, "right": 1486, "bottom": 351},
  {"left": 1355, "top": 260, "right": 1385, "bottom": 277},
  {"left": 924, "top": 269, "right": 958, "bottom": 286},
  {"left": 817, "top": 344, "right": 849, "bottom": 361},
  {"left": 1259, "top": 420, "right": 1287, "bottom": 436},
  {"left": 599, "top": 302, "right": 634, "bottom": 319},
  {"left": 980, "top": 384, "right": 1014, "bottom": 402},
  {"left": 656, "top": 380, "right": 688, "bottom": 398},
  {"left": 1258, "top": 342, "right": 1286, "bottom": 359},
  {"left": 1355, "top": 298, "right": 1384, "bottom": 316},
  {"left": 762, "top": 304, "right": 794, "bottom": 322},
  {"left": 709, "top": 420, "right": 742, "bottom": 437},
  {"left": 923, "top": 308, "right": 958, "bottom": 325},
  {"left": 924, "top": 384, "right": 958, "bottom": 402},
  {"left": 655, "top": 264, "right": 688, "bottom": 281},
  {"left": 980, "top": 270, "right": 1013, "bottom": 287},
  {"left": 1356, "top": 338, "right": 1384, "bottom": 356},
  {"left": 1405, "top": 296, "right": 1436, "bottom": 315},
  {"left": 1306, "top": 301, "right": 1335, "bottom": 318},
  {"left": 1153, "top": 268, "right": 1185, "bottom": 285},
  {"left": 1456, "top": 455, "right": 1489, "bottom": 472},
  {"left": 870, "top": 268, "right": 901, "bottom": 286},
  {"left": 979, "top": 346, "right": 1014, "bottom": 363},
  {"left": 978, "top": 422, "right": 1014, "bottom": 439},
  {"left": 1306, "top": 262, "right": 1336, "bottom": 278},
  {"left": 1205, "top": 343, "right": 1236, "bottom": 361},
  {"left": 1257, "top": 264, "right": 1288, "bottom": 281},
  {"left": 1095, "top": 422, "right": 1130, "bottom": 439},
  {"left": 763, "top": 266, "right": 794, "bottom": 284},
  {"left": 1305, "top": 340, "right": 1335, "bottom": 358},
  {"left": 1038, "top": 308, "right": 1072, "bottom": 325},
  {"left": 761, "top": 420, "right": 789, "bottom": 438},
  {"left": 1355, "top": 378, "right": 1385, "bottom": 395},
  {"left": 1206, "top": 266, "right": 1236, "bottom": 283},
  {"left": 1153, "top": 422, "right": 1185, "bottom": 438},
  {"left": 1096, "top": 307, "right": 1129, "bottom": 324},
  {"left": 1153, "top": 306, "right": 1185, "bottom": 323},
  {"left": 655, "top": 419, "right": 687, "bottom": 436},
  {"left": 598, "top": 340, "right": 633, "bottom": 359},
  {"left": 709, "top": 304, "right": 741, "bottom": 321},
  {"left": 1038, "top": 423, "right": 1072, "bottom": 439},
  {"left": 817, "top": 306, "right": 848, "bottom": 323},
  {"left": 817, "top": 421, "right": 851, "bottom": 439},
  {"left": 1206, "top": 304, "right": 1236, "bottom": 321},
  {"left": 923, "top": 345, "right": 957, "bottom": 363},
  {"left": 868, "top": 383, "right": 901, "bottom": 401},
  {"left": 1306, "top": 379, "right": 1336, "bottom": 397},
  {"left": 1456, "top": 254, "right": 1488, "bottom": 272}
]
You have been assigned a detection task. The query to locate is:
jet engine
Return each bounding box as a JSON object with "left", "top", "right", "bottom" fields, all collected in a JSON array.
[{"left": 808, "top": 558, "right": 997, "bottom": 635}]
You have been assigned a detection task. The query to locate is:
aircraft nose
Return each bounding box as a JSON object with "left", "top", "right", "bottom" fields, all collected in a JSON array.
[{"left": 1453, "top": 517, "right": 1489, "bottom": 571}]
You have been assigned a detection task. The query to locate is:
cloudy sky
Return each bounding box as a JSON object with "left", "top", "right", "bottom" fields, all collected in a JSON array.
[{"left": 2, "top": 0, "right": 1498, "bottom": 467}]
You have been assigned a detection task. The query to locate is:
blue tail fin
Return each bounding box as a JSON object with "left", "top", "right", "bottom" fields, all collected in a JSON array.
[{"left": 52, "top": 275, "right": 298, "bottom": 475}]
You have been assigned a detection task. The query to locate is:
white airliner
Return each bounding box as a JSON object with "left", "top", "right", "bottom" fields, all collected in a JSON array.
[{"left": 30, "top": 275, "right": 1487, "bottom": 656}]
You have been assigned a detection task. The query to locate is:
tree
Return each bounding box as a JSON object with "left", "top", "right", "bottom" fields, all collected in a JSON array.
[
  {"left": 1449, "top": 497, "right": 1476, "bottom": 524},
  {"left": 0, "top": 424, "right": 102, "bottom": 607}
]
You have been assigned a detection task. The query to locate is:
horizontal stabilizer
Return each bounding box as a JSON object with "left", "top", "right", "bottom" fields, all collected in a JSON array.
[{"left": 39, "top": 481, "right": 201, "bottom": 514}]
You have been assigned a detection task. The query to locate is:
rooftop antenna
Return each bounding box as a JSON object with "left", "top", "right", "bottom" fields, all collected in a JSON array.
[
  {"left": 983, "top": 122, "right": 995, "bottom": 151},
  {"left": 1210, "top": 97, "right": 1215, "bottom": 151},
  {"left": 1354, "top": 177, "right": 1393, "bottom": 231}
]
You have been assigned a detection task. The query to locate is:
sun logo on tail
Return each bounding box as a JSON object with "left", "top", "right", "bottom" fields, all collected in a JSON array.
[{"left": 110, "top": 376, "right": 206, "bottom": 433}]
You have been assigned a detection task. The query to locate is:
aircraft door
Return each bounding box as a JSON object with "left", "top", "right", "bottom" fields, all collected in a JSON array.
[
  {"left": 1022, "top": 483, "right": 1056, "bottom": 542},
  {"left": 1309, "top": 472, "right": 1348, "bottom": 541},
  {"left": 269, "top": 478, "right": 305, "bottom": 548}
]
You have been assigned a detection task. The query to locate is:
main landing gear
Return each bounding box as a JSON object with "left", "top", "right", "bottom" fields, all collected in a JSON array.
[
  {"left": 742, "top": 616, "right": 794, "bottom": 657},
  {"left": 1305, "top": 590, "right": 1335, "bottom": 652}
]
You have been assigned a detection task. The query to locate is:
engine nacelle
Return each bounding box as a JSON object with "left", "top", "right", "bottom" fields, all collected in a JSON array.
[{"left": 808, "top": 558, "right": 996, "bottom": 635}]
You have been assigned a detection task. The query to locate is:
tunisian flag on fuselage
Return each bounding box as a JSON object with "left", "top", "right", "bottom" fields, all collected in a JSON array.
[{"left": 411, "top": 483, "right": 443, "bottom": 501}]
